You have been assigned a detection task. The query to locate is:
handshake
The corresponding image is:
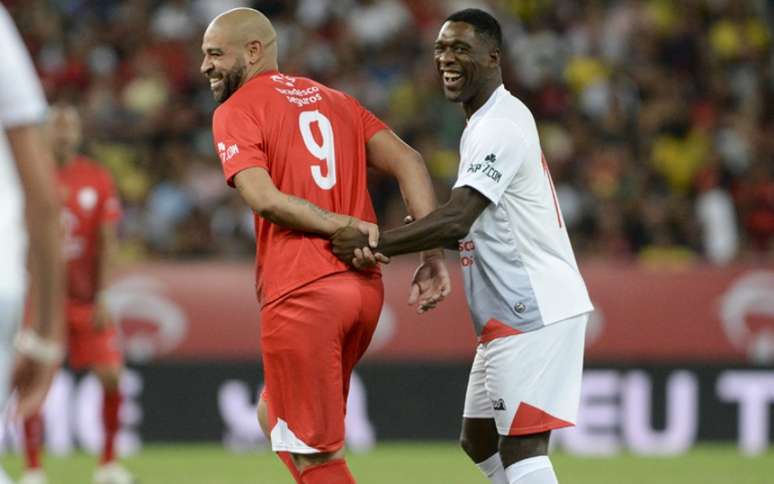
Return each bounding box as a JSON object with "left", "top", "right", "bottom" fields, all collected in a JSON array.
[
  {"left": 330, "top": 216, "right": 398, "bottom": 269},
  {"left": 329, "top": 215, "right": 450, "bottom": 314}
]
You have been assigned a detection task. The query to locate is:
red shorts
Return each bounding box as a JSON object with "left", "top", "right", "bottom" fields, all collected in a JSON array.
[
  {"left": 67, "top": 303, "right": 123, "bottom": 370},
  {"left": 261, "top": 271, "right": 383, "bottom": 454}
]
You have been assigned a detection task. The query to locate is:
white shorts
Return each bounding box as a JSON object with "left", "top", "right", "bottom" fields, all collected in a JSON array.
[{"left": 463, "top": 313, "right": 588, "bottom": 436}]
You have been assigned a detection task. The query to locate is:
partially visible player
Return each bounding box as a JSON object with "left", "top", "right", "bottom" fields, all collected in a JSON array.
[
  {"left": 0, "top": 5, "right": 66, "bottom": 484},
  {"left": 19, "top": 104, "right": 133, "bottom": 484},
  {"left": 333, "top": 9, "right": 593, "bottom": 484},
  {"left": 201, "top": 8, "right": 447, "bottom": 483}
]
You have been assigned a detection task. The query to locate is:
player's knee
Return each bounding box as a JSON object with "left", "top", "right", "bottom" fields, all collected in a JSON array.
[
  {"left": 498, "top": 431, "right": 550, "bottom": 467},
  {"left": 94, "top": 365, "right": 122, "bottom": 391},
  {"left": 459, "top": 432, "right": 476, "bottom": 459},
  {"left": 460, "top": 418, "right": 499, "bottom": 462},
  {"left": 460, "top": 432, "right": 494, "bottom": 462},
  {"left": 291, "top": 448, "right": 344, "bottom": 471}
]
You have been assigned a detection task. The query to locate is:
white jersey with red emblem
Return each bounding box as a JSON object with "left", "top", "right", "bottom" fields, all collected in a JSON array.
[{"left": 453, "top": 85, "right": 593, "bottom": 338}]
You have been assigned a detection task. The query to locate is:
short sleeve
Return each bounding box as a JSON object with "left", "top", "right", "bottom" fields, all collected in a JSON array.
[
  {"left": 352, "top": 98, "right": 388, "bottom": 141},
  {"left": 453, "top": 118, "right": 527, "bottom": 205},
  {"left": 212, "top": 105, "right": 269, "bottom": 187},
  {"left": 99, "top": 169, "right": 122, "bottom": 223},
  {"left": 0, "top": 6, "right": 47, "bottom": 128}
]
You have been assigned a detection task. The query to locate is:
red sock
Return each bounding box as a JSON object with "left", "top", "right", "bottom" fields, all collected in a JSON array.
[
  {"left": 23, "top": 413, "right": 43, "bottom": 470},
  {"left": 277, "top": 451, "right": 302, "bottom": 483},
  {"left": 300, "top": 459, "right": 356, "bottom": 484},
  {"left": 101, "top": 388, "right": 121, "bottom": 464}
]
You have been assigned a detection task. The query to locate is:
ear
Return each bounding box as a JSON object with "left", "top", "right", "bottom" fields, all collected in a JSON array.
[
  {"left": 489, "top": 48, "right": 501, "bottom": 67},
  {"left": 245, "top": 39, "right": 263, "bottom": 65}
]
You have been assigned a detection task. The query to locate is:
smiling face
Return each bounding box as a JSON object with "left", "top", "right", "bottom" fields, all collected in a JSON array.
[
  {"left": 433, "top": 21, "right": 499, "bottom": 106},
  {"left": 200, "top": 27, "right": 247, "bottom": 103}
]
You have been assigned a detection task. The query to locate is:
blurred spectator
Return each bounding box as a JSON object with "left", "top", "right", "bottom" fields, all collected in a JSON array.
[{"left": 7, "top": 0, "right": 772, "bottom": 263}]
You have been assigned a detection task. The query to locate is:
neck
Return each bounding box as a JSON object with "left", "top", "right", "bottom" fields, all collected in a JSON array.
[
  {"left": 55, "top": 150, "right": 75, "bottom": 167},
  {"left": 463, "top": 74, "right": 502, "bottom": 119},
  {"left": 242, "top": 59, "right": 279, "bottom": 86}
]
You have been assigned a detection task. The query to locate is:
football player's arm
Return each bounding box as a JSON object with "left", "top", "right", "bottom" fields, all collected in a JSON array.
[
  {"left": 9, "top": 124, "right": 64, "bottom": 343},
  {"left": 365, "top": 128, "right": 452, "bottom": 311},
  {"left": 233, "top": 166, "right": 379, "bottom": 244},
  {"left": 366, "top": 130, "right": 438, "bottom": 227},
  {"left": 332, "top": 186, "right": 489, "bottom": 259}
]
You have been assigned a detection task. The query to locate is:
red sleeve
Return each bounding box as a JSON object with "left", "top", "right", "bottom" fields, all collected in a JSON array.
[
  {"left": 99, "top": 168, "right": 121, "bottom": 223},
  {"left": 352, "top": 98, "right": 388, "bottom": 141},
  {"left": 212, "top": 105, "right": 269, "bottom": 187}
]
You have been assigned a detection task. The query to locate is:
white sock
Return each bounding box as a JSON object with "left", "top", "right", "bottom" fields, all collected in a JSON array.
[
  {"left": 476, "top": 453, "right": 508, "bottom": 484},
  {"left": 504, "top": 456, "right": 558, "bottom": 484}
]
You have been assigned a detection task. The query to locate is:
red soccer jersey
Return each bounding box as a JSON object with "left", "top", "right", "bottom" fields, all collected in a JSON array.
[
  {"left": 212, "top": 71, "right": 386, "bottom": 305},
  {"left": 58, "top": 156, "right": 121, "bottom": 309}
]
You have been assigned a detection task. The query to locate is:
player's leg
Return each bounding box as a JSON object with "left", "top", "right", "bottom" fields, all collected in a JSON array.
[
  {"left": 487, "top": 314, "right": 588, "bottom": 484},
  {"left": 92, "top": 361, "right": 135, "bottom": 484},
  {"left": 499, "top": 432, "right": 555, "bottom": 483},
  {"left": 92, "top": 363, "right": 122, "bottom": 465},
  {"left": 261, "top": 274, "right": 374, "bottom": 483},
  {"left": 71, "top": 320, "right": 134, "bottom": 484},
  {"left": 257, "top": 390, "right": 302, "bottom": 482},
  {"left": 294, "top": 273, "right": 382, "bottom": 484},
  {"left": 460, "top": 345, "right": 507, "bottom": 484},
  {"left": 20, "top": 413, "right": 46, "bottom": 484}
]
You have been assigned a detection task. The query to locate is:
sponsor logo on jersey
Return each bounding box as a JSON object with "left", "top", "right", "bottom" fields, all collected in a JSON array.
[
  {"left": 492, "top": 398, "right": 506, "bottom": 411},
  {"left": 466, "top": 153, "right": 502, "bottom": 183},
  {"left": 217, "top": 142, "right": 240, "bottom": 164},
  {"left": 271, "top": 73, "right": 297, "bottom": 87}
]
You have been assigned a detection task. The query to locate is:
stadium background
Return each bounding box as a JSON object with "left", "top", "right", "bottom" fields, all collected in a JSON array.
[{"left": 2, "top": 0, "right": 774, "bottom": 482}]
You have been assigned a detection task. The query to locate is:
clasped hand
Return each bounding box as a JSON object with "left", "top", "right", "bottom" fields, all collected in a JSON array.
[
  {"left": 330, "top": 219, "right": 388, "bottom": 270},
  {"left": 330, "top": 216, "right": 451, "bottom": 314}
]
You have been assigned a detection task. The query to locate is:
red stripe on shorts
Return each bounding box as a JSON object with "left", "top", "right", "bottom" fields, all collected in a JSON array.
[
  {"left": 479, "top": 318, "right": 522, "bottom": 344},
  {"left": 508, "top": 402, "right": 573, "bottom": 436}
]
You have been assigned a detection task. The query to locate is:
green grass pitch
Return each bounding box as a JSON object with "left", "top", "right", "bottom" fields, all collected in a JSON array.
[{"left": 2, "top": 442, "right": 772, "bottom": 483}]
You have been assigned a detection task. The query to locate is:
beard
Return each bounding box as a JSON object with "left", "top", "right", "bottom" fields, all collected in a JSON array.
[{"left": 212, "top": 61, "right": 246, "bottom": 103}]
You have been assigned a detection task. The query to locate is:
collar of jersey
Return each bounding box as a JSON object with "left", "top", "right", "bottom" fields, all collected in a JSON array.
[
  {"left": 244, "top": 69, "right": 281, "bottom": 86},
  {"left": 468, "top": 84, "right": 505, "bottom": 124}
]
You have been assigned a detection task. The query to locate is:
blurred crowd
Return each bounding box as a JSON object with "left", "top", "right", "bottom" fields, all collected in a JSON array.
[{"left": 7, "top": 0, "right": 774, "bottom": 265}]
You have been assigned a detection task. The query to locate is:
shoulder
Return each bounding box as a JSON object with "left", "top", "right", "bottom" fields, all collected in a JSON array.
[
  {"left": 466, "top": 94, "right": 536, "bottom": 149},
  {"left": 213, "top": 97, "right": 258, "bottom": 127},
  {"left": 75, "top": 157, "right": 113, "bottom": 182},
  {"left": 465, "top": 115, "right": 526, "bottom": 148}
]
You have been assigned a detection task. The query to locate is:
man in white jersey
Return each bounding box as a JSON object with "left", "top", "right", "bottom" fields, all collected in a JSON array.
[
  {"left": 0, "top": 5, "right": 65, "bottom": 483},
  {"left": 332, "top": 9, "right": 593, "bottom": 484}
]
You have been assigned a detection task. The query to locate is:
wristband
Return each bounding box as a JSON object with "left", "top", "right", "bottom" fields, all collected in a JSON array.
[{"left": 14, "top": 329, "right": 64, "bottom": 365}]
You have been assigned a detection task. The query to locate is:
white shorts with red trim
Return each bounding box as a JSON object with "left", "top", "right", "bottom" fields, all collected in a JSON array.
[{"left": 463, "top": 312, "right": 589, "bottom": 436}]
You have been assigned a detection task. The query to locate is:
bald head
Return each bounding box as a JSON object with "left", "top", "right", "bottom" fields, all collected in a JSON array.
[{"left": 201, "top": 8, "right": 279, "bottom": 103}]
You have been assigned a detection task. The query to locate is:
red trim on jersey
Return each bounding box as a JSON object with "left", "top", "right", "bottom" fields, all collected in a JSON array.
[
  {"left": 479, "top": 318, "right": 523, "bottom": 344},
  {"left": 508, "top": 402, "right": 573, "bottom": 436}
]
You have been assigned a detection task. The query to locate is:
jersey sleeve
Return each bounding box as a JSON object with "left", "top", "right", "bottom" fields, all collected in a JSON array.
[
  {"left": 212, "top": 105, "right": 269, "bottom": 187},
  {"left": 352, "top": 97, "right": 388, "bottom": 140},
  {"left": 453, "top": 117, "right": 527, "bottom": 205},
  {"left": 0, "top": 6, "right": 47, "bottom": 128},
  {"left": 99, "top": 168, "right": 122, "bottom": 223}
]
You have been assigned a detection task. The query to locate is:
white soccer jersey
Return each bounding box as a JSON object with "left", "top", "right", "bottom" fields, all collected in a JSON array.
[
  {"left": 453, "top": 85, "right": 593, "bottom": 336},
  {"left": 0, "top": 5, "right": 48, "bottom": 296}
]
